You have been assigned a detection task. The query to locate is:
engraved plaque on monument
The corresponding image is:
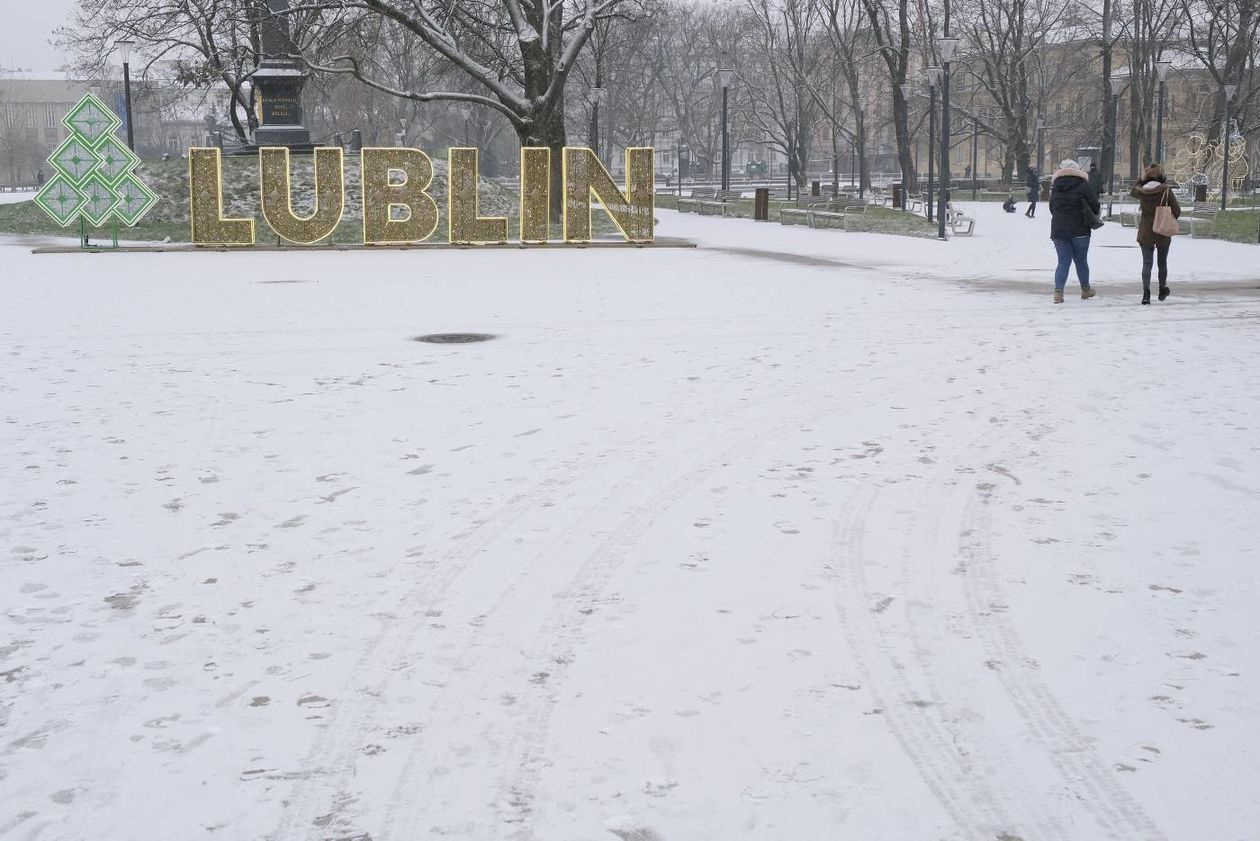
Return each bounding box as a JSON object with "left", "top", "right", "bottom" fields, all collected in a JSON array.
[{"left": 251, "top": 0, "right": 312, "bottom": 150}]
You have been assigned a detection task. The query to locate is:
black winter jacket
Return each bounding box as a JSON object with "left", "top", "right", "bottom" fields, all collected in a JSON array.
[{"left": 1049, "top": 169, "right": 1101, "bottom": 240}]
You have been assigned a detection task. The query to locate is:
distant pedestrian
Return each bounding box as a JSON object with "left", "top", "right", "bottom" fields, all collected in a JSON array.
[
  {"left": 964, "top": 163, "right": 972, "bottom": 179},
  {"left": 1130, "top": 163, "right": 1182, "bottom": 305},
  {"left": 1048, "top": 159, "right": 1101, "bottom": 303},
  {"left": 1088, "top": 162, "right": 1103, "bottom": 193},
  {"left": 1024, "top": 165, "right": 1040, "bottom": 217},
  {"left": 36, "top": 169, "right": 45, "bottom": 186}
]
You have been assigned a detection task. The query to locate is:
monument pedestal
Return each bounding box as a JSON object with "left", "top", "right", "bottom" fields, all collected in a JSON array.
[{"left": 251, "top": 63, "right": 312, "bottom": 151}]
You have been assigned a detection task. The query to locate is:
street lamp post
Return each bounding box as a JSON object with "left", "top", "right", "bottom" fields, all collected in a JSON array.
[
  {"left": 677, "top": 135, "right": 685, "bottom": 198},
  {"left": 1222, "top": 83, "right": 1237, "bottom": 211},
  {"left": 590, "top": 85, "right": 606, "bottom": 155},
  {"left": 832, "top": 119, "right": 840, "bottom": 196},
  {"left": 938, "top": 35, "right": 959, "bottom": 240},
  {"left": 116, "top": 39, "right": 136, "bottom": 151},
  {"left": 1154, "top": 59, "right": 1171, "bottom": 163},
  {"left": 899, "top": 81, "right": 913, "bottom": 210},
  {"left": 1108, "top": 75, "right": 1126, "bottom": 215},
  {"left": 1035, "top": 116, "right": 1045, "bottom": 177},
  {"left": 850, "top": 133, "right": 856, "bottom": 188},
  {"left": 926, "top": 66, "right": 942, "bottom": 221},
  {"left": 855, "top": 96, "right": 869, "bottom": 199},
  {"left": 971, "top": 113, "right": 979, "bottom": 200},
  {"left": 716, "top": 67, "right": 734, "bottom": 192}
]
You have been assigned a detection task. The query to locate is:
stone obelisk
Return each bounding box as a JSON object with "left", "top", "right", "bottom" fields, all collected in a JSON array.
[{"left": 251, "top": 0, "right": 312, "bottom": 149}]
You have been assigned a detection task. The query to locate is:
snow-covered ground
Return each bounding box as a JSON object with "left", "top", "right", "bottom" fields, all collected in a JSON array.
[{"left": 2, "top": 204, "right": 1258, "bottom": 841}]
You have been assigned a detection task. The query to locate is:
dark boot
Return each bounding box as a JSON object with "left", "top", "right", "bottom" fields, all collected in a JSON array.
[
  {"left": 1158, "top": 284, "right": 1170, "bottom": 301},
  {"left": 1141, "top": 287, "right": 1151, "bottom": 305}
]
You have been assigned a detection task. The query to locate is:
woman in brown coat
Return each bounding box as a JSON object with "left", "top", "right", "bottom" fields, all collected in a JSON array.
[{"left": 1129, "top": 163, "right": 1182, "bottom": 305}]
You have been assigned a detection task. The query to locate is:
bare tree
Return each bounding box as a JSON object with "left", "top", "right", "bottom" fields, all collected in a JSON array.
[
  {"left": 57, "top": 0, "right": 292, "bottom": 142},
  {"left": 951, "top": 0, "right": 1076, "bottom": 181},
  {"left": 639, "top": 1, "right": 733, "bottom": 178},
  {"left": 299, "top": 0, "right": 640, "bottom": 217},
  {"left": 818, "top": 0, "right": 877, "bottom": 191},
  {"left": 738, "top": 0, "right": 823, "bottom": 189},
  {"left": 1178, "top": 0, "right": 1260, "bottom": 152},
  {"left": 857, "top": 0, "right": 918, "bottom": 188}
]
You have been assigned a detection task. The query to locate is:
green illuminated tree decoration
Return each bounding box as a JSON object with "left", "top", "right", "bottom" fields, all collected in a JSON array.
[{"left": 34, "top": 94, "right": 158, "bottom": 239}]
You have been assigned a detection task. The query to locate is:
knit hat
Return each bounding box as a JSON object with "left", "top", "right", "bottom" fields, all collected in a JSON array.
[{"left": 1058, "top": 159, "right": 1079, "bottom": 170}]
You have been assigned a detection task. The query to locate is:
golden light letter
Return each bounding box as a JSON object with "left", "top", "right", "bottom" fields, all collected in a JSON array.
[
  {"left": 259, "top": 146, "right": 344, "bottom": 244},
  {"left": 519, "top": 147, "right": 551, "bottom": 243},
  {"left": 189, "top": 147, "right": 254, "bottom": 246},
  {"left": 448, "top": 147, "right": 507, "bottom": 244},
  {"left": 361, "top": 147, "right": 440, "bottom": 245},
  {"left": 563, "top": 147, "right": 654, "bottom": 243}
]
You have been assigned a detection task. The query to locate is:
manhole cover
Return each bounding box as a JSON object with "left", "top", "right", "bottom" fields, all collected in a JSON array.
[{"left": 413, "top": 333, "right": 496, "bottom": 344}]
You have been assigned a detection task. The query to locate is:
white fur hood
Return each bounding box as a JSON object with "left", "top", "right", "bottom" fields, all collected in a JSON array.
[
  {"left": 1135, "top": 180, "right": 1169, "bottom": 194},
  {"left": 1051, "top": 166, "right": 1090, "bottom": 182}
]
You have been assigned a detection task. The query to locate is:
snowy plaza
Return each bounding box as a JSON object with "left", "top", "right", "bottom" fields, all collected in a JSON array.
[{"left": 2, "top": 201, "right": 1259, "bottom": 840}]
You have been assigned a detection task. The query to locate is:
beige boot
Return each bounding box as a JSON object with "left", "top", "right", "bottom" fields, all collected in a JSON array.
[
  {"left": 1081, "top": 286, "right": 1096, "bottom": 300},
  {"left": 1053, "top": 289, "right": 1064, "bottom": 304}
]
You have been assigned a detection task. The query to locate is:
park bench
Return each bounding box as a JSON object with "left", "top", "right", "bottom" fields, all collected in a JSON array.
[
  {"left": 945, "top": 203, "right": 975, "bottom": 236},
  {"left": 808, "top": 200, "right": 861, "bottom": 229},
  {"left": 841, "top": 204, "right": 873, "bottom": 231},
  {"left": 1180, "top": 204, "right": 1219, "bottom": 238},
  {"left": 778, "top": 195, "right": 833, "bottom": 225},
  {"left": 678, "top": 188, "right": 716, "bottom": 213},
  {"left": 696, "top": 189, "right": 744, "bottom": 215}
]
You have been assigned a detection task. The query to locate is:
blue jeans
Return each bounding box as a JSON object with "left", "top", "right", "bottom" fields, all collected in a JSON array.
[{"left": 1053, "top": 236, "right": 1091, "bottom": 291}]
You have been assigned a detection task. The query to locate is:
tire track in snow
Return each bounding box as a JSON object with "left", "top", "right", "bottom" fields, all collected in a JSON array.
[
  {"left": 270, "top": 424, "right": 702, "bottom": 840},
  {"left": 272, "top": 362, "right": 825, "bottom": 839},
  {"left": 827, "top": 411, "right": 1157, "bottom": 840},
  {"left": 833, "top": 484, "right": 1012, "bottom": 838},
  {"left": 888, "top": 425, "right": 1072, "bottom": 841},
  {"left": 384, "top": 386, "right": 852, "bottom": 840},
  {"left": 956, "top": 442, "right": 1170, "bottom": 841}
]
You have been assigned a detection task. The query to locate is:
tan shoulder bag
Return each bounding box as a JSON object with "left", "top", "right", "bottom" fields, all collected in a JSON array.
[{"left": 1153, "top": 188, "right": 1180, "bottom": 237}]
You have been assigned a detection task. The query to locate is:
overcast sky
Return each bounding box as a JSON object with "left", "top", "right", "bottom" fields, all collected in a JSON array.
[{"left": 2, "top": 0, "right": 77, "bottom": 72}]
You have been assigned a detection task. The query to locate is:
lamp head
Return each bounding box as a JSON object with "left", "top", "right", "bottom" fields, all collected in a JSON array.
[
  {"left": 1109, "top": 75, "right": 1126, "bottom": 96},
  {"left": 937, "top": 36, "right": 960, "bottom": 63},
  {"left": 1154, "top": 59, "right": 1172, "bottom": 82},
  {"left": 116, "top": 39, "right": 135, "bottom": 64},
  {"left": 1224, "top": 83, "right": 1237, "bottom": 101},
  {"left": 926, "top": 65, "right": 943, "bottom": 88}
]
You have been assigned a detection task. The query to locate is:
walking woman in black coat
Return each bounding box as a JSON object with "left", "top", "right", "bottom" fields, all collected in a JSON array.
[
  {"left": 1048, "top": 159, "right": 1101, "bottom": 303},
  {"left": 1024, "top": 165, "right": 1040, "bottom": 217}
]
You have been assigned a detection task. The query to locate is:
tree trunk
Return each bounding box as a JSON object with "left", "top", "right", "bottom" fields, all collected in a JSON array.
[
  {"left": 520, "top": 101, "right": 567, "bottom": 223},
  {"left": 893, "top": 93, "right": 915, "bottom": 190}
]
